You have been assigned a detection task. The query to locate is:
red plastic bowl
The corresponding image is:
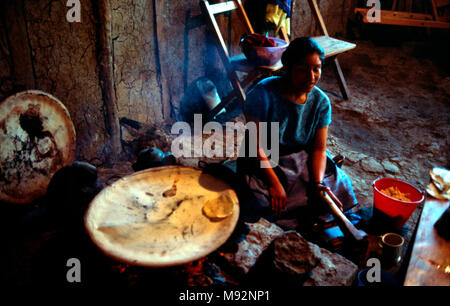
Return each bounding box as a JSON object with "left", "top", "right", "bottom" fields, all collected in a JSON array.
[
  {"left": 373, "top": 177, "right": 425, "bottom": 230},
  {"left": 241, "top": 37, "right": 288, "bottom": 66}
]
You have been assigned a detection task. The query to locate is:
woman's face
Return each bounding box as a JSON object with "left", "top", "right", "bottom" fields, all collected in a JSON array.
[{"left": 288, "top": 52, "right": 322, "bottom": 93}]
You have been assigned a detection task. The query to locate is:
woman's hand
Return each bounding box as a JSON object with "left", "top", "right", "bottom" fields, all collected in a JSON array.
[
  {"left": 269, "top": 180, "right": 287, "bottom": 217},
  {"left": 244, "top": 115, "right": 287, "bottom": 217},
  {"left": 314, "top": 181, "right": 344, "bottom": 212},
  {"left": 313, "top": 181, "right": 327, "bottom": 198}
]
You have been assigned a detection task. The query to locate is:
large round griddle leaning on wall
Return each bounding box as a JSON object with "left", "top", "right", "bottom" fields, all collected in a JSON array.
[
  {"left": 0, "top": 90, "right": 76, "bottom": 204},
  {"left": 85, "top": 166, "right": 240, "bottom": 267}
]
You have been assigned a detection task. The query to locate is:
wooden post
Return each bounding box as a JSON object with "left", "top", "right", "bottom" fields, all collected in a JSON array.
[
  {"left": 332, "top": 57, "right": 350, "bottom": 100},
  {"left": 392, "top": 0, "right": 398, "bottom": 10},
  {"left": 94, "top": 0, "right": 121, "bottom": 164},
  {"left": 431, "top": 0, "right": 440, "bottom": 21},
  {"left": 309, "top": 0, "right": 329, "bottom": 36},
  {"left": 406, "top": 0, "right": 413, "bottom": 12},
  {"left": 234, "top": 0, "right": 254, "bottom": 33},
  {"left": 0, "top": 0, "right": 36, "bottom": 90}
]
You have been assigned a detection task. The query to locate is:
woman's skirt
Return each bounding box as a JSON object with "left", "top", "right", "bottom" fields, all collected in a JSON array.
[{"left": 238, "top": 150, "right": 358, "bottom": 230}]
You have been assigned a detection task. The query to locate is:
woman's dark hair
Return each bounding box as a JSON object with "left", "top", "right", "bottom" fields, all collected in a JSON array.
[{"left": 281, "top": 37, "right": 325, "bottom": 68}]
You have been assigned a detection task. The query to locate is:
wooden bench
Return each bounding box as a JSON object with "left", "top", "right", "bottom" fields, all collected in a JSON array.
[{"left": 355, "top": 0, "right": 450, "bottom": 29}]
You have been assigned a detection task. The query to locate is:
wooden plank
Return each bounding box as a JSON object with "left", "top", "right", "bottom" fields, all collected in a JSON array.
[
  {"left": 94, "top": 0, "right": 121, "bottom": 163},
  {"left": 312, "top": 36, "right": 356, "bottom": 58},
  {"left": 280, "top": 26, "right": 289, "bottom": 43},
  {"left": 404, "top": 199, "right": 450, "bottom": 286},
  {"left": 431, "top": 0, "right": 440, "bottom": 21},
  {"left": 435, "top": 0, "right": 450, "bottom": 7},
  {"left": 355, "top": 8, "right": 450, "bottom": 28},
  {"left": 209, "top": 1, "right": 237, "bottom": 15},
  {"left": 392, "top": 0, "right": 398, "bottom": 10},
  {"left": 355, "top": 7, "right": 450, "bottom": 22},
  {"left": 154, "top": 0, "right": 173, "bottom": 121},
  {"left": 1, "top": 0, "right": 35, "bottom": 89},
  {"left": 200, "top": 0, "right": 230, "bottom": 60},
  {"left": 406, "top": 0, "right": 413, "bottom": 12},
  {"left": 309, "top": 0, "right": 329, "bottom": 36},
  {"left": 234, "top": 0, "right": 254, "bottom": 33},
  {"left": 355, "top": 8, "right": 435, "bottom": 21},
  {"left": 368, "top": 16, "right": 450, "bottom": 28},
  {"left": 331, "top": 58, "right": 350, "bottom": 100}
]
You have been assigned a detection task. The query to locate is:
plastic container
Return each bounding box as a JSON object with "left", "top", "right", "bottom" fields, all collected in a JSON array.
[
  {"left": 241, "top": 37, "right": 288, "bottom": 66},
  {"left": 373, "top": 178, "right": 425, "bottom": 230},
  {"left": 196, "top": 78, "right": 225, "bottom": 116}
]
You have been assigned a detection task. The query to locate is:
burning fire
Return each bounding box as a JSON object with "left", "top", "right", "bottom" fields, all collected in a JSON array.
[{"left": 184, "top": 258, "right": 206, "bottom": 274}]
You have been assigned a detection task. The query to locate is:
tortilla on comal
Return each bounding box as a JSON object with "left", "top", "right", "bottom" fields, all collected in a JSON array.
[{"left": 202, "top": 194, "right": 235, "bottom": 220}]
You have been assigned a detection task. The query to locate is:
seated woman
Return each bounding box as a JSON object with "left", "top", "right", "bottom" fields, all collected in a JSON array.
[{"left": 238, "top": 37, "right": 358, "bottom": 231}]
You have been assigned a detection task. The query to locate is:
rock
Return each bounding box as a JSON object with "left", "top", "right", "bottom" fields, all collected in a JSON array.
[
  {"left": 270, "top": 231, "right": 358, "bottom": 286},
  {"left": 346, "top": 151, "right": 367, "bottom": 165},
  {"left": 220, "top": 218, "right": 284, "bottom": 276},
  {"left": 45, "top": 161, "right": 102, "bottom": 229},
  {"left": 361, "top": 157, "right": 384, "bottom": 173},
  {"left": 273, "top": 231, "right": 317, "bottom": 275},
  {"left": 428, "top": 142, "right": 440, "bottom": 153},
  {"left": 382, "top": 160, "right": 400, "bottom": 174},
  {"left": 304, "top": 243, "right": 358, "bottom": 286},
  {"left": 120, "top": 124, "right": 135, "bottom": 142},
  {"left": 396, "top": 160, "right": 408, "bottom": 169}
]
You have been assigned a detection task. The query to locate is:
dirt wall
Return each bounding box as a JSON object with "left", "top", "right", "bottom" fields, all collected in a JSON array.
[
  {"left": 0, "top": 0, "right": 107, "bottom": 162},
  {"left": 292, "top": 0, "right": 356, "bottom": 38}
]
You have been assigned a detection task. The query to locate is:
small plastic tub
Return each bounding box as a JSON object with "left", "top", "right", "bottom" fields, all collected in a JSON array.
[
  {"left": 373, "top": 177, "right": 425, "bottom": 230},
  {"left": 242, "top": 37, "right": 288, "bottom": 66}
]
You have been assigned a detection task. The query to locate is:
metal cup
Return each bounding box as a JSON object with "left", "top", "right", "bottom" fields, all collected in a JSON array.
[{"left": 377, "top": 232, "right": 404, "bottom": 266}]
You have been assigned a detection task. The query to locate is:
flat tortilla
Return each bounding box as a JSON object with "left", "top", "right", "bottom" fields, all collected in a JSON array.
[{"left": 203, "top": 194, "right": 235, "bottom": 220}]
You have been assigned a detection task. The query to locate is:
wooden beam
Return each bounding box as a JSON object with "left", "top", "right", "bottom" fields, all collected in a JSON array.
[
  {"left": 0, "top": 0, "right": 35, "bottom": 90},
  {"left": 200, "top": 0, "right": 230, "bottom": 60},
  {"left": 234, "top": 0, "right": 254, "bottom": 33},
  {"left": 209, "top": 1, "right": 237, "bottom": 15},
  {"left": 312, "top": 36, "right": 356, "bottom": 58},
  {"left": 430, "top": 0, "right": 439, "bottom": 21},
  {"left": 331, "top": 58, "right": 350, "bottom": 100},
  {"left": 435, "top": 0, "right": 450, "bottom": 7},
  {"left": 355, "top": 8, "right": 450, "bottom": 28},
  {"left": 94, "top": 0, "right": 121, "bottom": 164},
  {"left": 309, "top": 0, "right": 329, "bottom": 36},
  {"left": 280, "top": 26, "right": 289, "bottom": 43},
  {"left": 406, "top": 0, "right": 413, "bottom": 12},
  {"left": 392, "top": 0, "right": 398, "bottom": 10},
  {"left": 355, "top": 8, "right": 436, "bottom": 21}
]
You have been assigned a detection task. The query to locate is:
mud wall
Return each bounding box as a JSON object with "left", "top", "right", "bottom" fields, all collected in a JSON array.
[
  {"left": 292, "top": 0, "right": 357, "bottom": 38},
  {"left": 0, "top": 0, "right": 354, "bottom": 163},
  {"left": 0, "top": 0, "right": 108, "bottom": 162}
]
